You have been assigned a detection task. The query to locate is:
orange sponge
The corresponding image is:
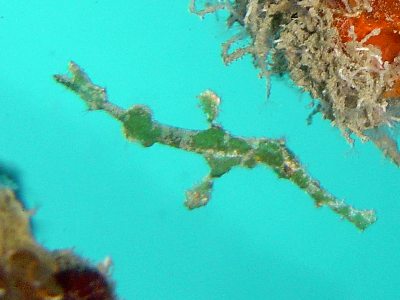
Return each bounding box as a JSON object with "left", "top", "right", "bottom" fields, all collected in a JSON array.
[
  {"left": 330, "top": 0, "right": 400, "bottom": 98},
  {"left": 332, "top": 0, "right": 400, "bottom": 62}
]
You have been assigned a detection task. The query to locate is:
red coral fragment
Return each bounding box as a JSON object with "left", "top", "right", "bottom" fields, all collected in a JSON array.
[{"left": 54, "top": 268, "right": 113, "bottom": 300}]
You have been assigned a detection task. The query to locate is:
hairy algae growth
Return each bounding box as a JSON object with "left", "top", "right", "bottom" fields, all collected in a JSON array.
[
  {"left": 190, "top": 0, "right": 400, "bottom": 163},
  {"left": 55, "top": 62, "right": 376, "bottom": 230}
]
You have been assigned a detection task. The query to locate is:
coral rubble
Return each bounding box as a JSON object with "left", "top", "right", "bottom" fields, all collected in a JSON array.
[{"left": 0, "top": 188, "right": 115, "bottom": 300}]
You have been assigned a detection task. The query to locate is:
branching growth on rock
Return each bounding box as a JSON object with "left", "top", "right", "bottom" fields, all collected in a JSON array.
[
  {"left": 191, "top": 0, "right": 400, "bottom": 164},
  {"left": 55, "top": 62, "right": 376, "bottom": 230}
]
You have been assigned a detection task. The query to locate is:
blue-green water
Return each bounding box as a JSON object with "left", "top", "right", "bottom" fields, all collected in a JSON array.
[{"left": 1, "top": 1, "right": 400, "bottom": 299}]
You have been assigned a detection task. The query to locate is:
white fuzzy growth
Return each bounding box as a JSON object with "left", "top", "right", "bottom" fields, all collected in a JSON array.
[
  {"left": 360, "top": 28, "right": 381, "bottom": 44},
  {"left": 341, "top": 0, "right": 353, "bottom": 13}
]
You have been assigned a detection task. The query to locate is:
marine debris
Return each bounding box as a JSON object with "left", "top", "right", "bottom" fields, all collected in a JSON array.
[
  {"left": 0, "top": 184, "right": 115, "bottom": 299},
  {"left": 190, "top": 0, "right": 400, "bottom": 164},
  {"left": 55, "top": 62, "right": 376, "bottom": 230}
]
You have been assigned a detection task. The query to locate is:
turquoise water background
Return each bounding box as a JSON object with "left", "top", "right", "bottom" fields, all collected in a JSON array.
[{"left": 1, "top": 1, "right": 400, "bottom": 299}]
